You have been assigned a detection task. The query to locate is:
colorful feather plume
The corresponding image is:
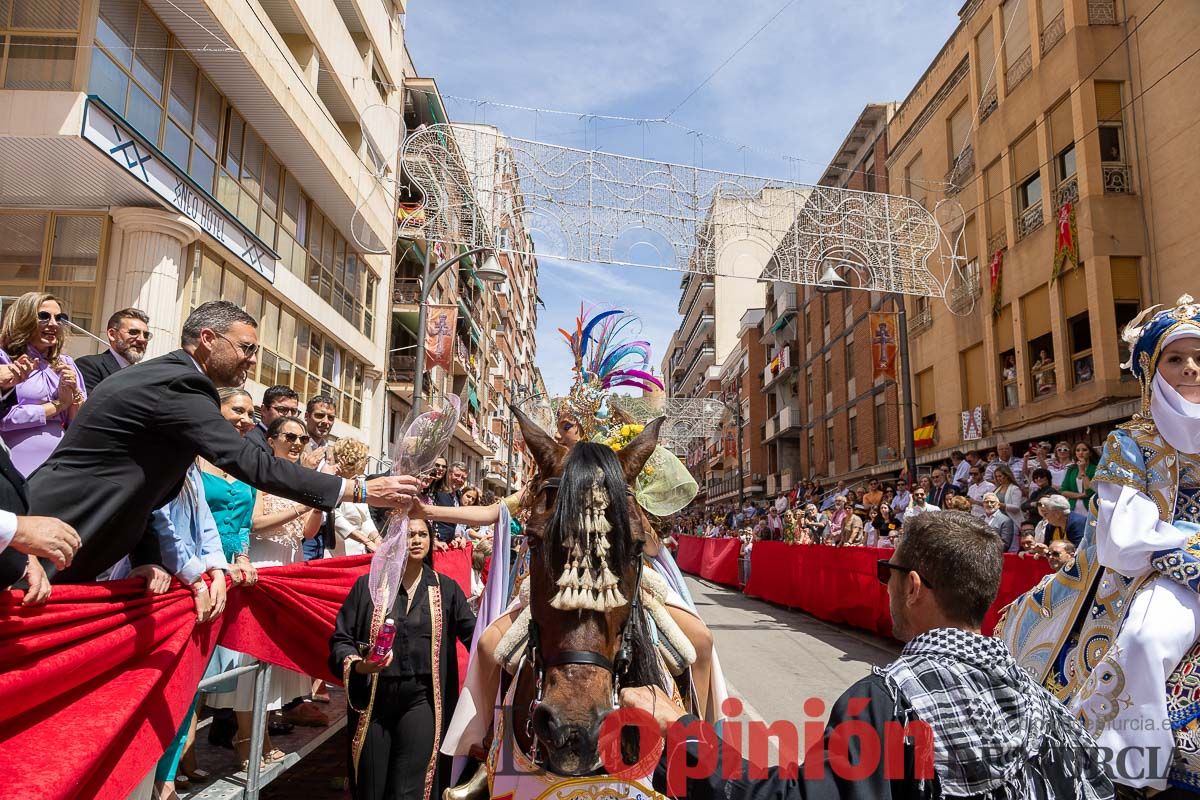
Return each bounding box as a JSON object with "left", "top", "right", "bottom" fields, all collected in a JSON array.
[{"left": 562, "top": 305, "right": 664, "bottom": 392}]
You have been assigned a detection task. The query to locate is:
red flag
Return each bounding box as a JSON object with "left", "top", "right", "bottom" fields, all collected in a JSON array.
[
  {"left": 1052, "top": 201, "right": 1078, "bottom": 282},
  {"left": 989, "top": 248, "right": 1005, "bottom": 318}
]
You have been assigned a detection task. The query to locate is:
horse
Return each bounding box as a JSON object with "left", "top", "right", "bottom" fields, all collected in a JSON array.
[{"left": 501, "top": 407, "right": 679, "bottom": 778}]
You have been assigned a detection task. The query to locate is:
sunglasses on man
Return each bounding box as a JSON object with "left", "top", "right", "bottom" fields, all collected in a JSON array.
[
  {"left": 37, "top": 311, "right": 69, "bottom": 324},
  {"left": 876, "top": 559, "right": 935, "bottom": 589}
]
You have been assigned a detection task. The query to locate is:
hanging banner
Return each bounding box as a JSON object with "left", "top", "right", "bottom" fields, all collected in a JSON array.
[
  {"left": 1052, "top": 201, "right": 1079, "bottom": 282},
  {"left": 989, "top": 248, "right": 1005, "bottom": 318},
  {"left": 869, "top": 312, "right": 899, "bottom": 382},
  {"left": 424, "top": 304, "right": 458, "bottom": 372},
  {"left": 961, "top": 406, "right": 984, "bottom": 440},
  {"left": 724, "top": 431, "right": 737, "bottom": 458}
]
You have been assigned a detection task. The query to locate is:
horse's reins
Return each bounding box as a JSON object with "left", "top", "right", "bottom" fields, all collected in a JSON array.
[{"left": 521, "top": 474, "right": 647, "bottom": 768}]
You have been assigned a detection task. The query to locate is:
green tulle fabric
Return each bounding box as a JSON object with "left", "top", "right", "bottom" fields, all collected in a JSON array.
[{"left": 635, "top": 445, "right": 699, "bottom": 517}]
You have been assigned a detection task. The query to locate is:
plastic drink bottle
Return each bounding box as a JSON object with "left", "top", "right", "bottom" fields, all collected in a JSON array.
[{"left": 367, "top": 619, "right": 396, "bottom": 665}]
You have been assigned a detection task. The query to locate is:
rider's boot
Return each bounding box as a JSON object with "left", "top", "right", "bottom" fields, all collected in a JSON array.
[{"left": 443, "top": 762, "right": 488, "bottom": 800}]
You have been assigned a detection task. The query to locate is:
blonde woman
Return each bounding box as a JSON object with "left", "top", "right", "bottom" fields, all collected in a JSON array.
[
  {"left": 0, "top": 292, "right": 86, "bottom": 476},
  {"left": 329, "top": 438, "right": 381, "bottom": 557}
]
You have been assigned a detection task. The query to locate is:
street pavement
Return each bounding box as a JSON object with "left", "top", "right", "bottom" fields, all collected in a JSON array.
[{"left": 257, "top": 576, "right": 899, "bottom": 796}]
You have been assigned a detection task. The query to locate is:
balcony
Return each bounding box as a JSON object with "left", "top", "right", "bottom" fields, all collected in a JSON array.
[
  {"left": 908, "top": 304, "right": 933, "bottom": 335},
  {"left": 1054, "top": 175, "right": 1079, "bottom": 207},
  {"left": 1016, "top": 200, "right": 1045, "bottom": 241},
  {"left": 677, "top": 275, "right": 715, "bottom": 316},
  {"left": 1040, "top": 12, "right": 1066, "bottom": 56},
  {"left": 763, "top": 406, "right": 800, "bottom": 442},
  {"left": 979, "top": 85, "right": 999, "bottom": 124},
  {"left": 949, "top": 263, "right": 981, "bottom": 313},
  {"left": 763, "top": 345, "right": 796, "bottom": 389},
  {"left": 1103, "top": 164, "right": 1133, "bottom": 194},
  {"left": 1005, "top": 47, "right": 1033, "bottom": 92},
  {"left": 680, "top": 343, "right": 716, "bottom": 389},
  {"left": 944, "top": 144, "right": 974, "bottom": 195},
  {"left": 393, "top": 277, "right": 421, "bottom": 307},
  {"left": 387, "top": 354, "right": 416, "bottom": 384},
  {"left": 1088, "top": 0, "right": 1117, "bottom": 25},
  {"left": 987, "top": 229, "right": 1008, "bottom": 255}
]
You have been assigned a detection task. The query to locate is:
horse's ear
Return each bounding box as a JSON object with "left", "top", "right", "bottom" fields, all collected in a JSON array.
[
  {"left": 512, "top": 404, "right": 566, "bottom": 474},
  {"left": 618, "top": 416, "right": 664, "bottom": 482}
]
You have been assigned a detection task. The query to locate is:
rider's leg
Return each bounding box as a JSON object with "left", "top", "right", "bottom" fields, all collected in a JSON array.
[
  {"left": 667, "top": 605, "right": 714, "bottom": 720},
  {"left": 468, "top": 606, "right": 522, "bottom": 755}
]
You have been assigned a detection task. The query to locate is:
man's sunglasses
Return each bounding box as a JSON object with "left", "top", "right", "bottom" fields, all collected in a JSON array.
[
  {"left": 37, "top": 311, "right": 69, "bottom": 324},
  {"left": 275, "top": 432, "right": 311, "bottom": 445},
  {"left": 270, "top": 405, "right": 301, "bottom": 416},
  {"left": 877, "top": 560, "right": 934, "bottom": 589}
]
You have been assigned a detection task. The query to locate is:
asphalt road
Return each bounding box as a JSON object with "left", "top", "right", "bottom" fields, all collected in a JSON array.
[{"left": 684, "top": 575, "right": 899, "bottom": 728}]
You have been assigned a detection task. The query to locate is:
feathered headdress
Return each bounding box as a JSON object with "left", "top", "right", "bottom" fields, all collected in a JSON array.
[{"left": 557, "top": 305, "right": 664, "bottom": 440}]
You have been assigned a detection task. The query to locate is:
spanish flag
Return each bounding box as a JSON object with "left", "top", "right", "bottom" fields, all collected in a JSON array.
[{"left": 913, "top": 423, "right": 936, "bottom": 448}]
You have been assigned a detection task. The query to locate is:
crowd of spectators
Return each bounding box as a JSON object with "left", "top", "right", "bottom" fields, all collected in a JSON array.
[{"left": 671, "top": 439, "right": 1095, "bottom": 571}]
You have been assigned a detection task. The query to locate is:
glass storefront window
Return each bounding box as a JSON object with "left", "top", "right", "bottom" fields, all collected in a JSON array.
[{"left": 0, "top": 211, "right": 105, "bottom": 335}]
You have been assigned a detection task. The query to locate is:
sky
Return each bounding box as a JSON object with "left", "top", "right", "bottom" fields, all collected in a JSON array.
[{"left": 405, "top": 1, "right": 961, "bottom": 396}]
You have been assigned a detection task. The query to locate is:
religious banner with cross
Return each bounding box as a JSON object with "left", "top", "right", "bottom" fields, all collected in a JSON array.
[
  {"left": 423, "top": 304, "right": 457, "bottom": 372},
  {"left": 869, "top": 312, "right": 899, "bottom": 382}
]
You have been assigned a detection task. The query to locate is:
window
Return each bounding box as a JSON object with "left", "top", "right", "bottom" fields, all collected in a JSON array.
[
  {"left": 905, "top": 152, "right": 926, "bottom": 209},
  {"left": 995, "top": 304, "right": 1017, "bottom": 408},
  {"left": 1111, "top": 257, "right": 1141, "bottom": 373},
  {"left": 1048, "top": 99, "right": 1076, "bottom": 185},
  {"left": 984, "top": 160, "right": 1006, "bottom": 244},
  {"left": 848, "top": 412, "right": 859, "bottom": 464},
  {"left": 1024, "top": 286, "right": 1055, "bottom": 399},
  {"left": 844, "top": 335, "right": 855, "bottom": 384},
  {"left": 1068, "top": 313, "right": 1094, "bottom": 385},
  {"left": 874, "top": 397, "right": 888, "bottom": 450},
  {"left": 823, "top": 352, "right": 832, "bottom": 397},
  {"left": 806, "top": 431, "right": 815, "bottom": 476},
  {"left": 1095, "top": 82, "right": 1125, "bottom": 162},
  {"left": 962, "top": 344, "right": 987, "bottom": 410},
  {"left": 0, "top": 0, "right": 81, "bottom": 90},
  {"left": 947, "top": 100, "right": 971, "bottom": 165},
  {"left": 0, "top": 211, "right": 106, "bottom": 338},
  {"left": 976, "top": 16, "right": 996, "bottom": 97},
  {"left": 862, "top": 156, "right": 876, "bottom": 193},
  {"left": 1013, "top": 130, "right": 1041, "bottom": 211},
  {"left": 825, "top": 422, "right": 836, "bottom": 472},
  {"left": 1003, "top": 0, "right": 1031, "bottom": 91},
  {"left": 916, "top": 368, "right": 935, "bottom": 420}
]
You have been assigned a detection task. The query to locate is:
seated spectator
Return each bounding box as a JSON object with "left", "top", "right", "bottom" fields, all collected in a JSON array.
[
  {"left": 75, "top": 307, "right": 151, "bottom": 390},
  {"left": 328, "top": 438, "right": 381, "bottom": 557},
  {"left": 1041, "top": 493, "right": 1086, "bottom": 547},
  {"left": 798, "top": 503, "right": 825, "bottom": 544},
  {"left": 0, "top": 292, "right": 86, "bottom": 476}
]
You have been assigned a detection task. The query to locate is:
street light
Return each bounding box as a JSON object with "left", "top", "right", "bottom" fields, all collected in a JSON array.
[
  {"left": 410, "top": 245, "right": 507, "bottom": 415},
  {"left": 814, "top": 259, "right": 918, "bottom": 481}
]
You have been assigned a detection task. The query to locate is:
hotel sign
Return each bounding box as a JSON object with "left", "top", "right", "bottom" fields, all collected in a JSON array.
[{"left": 82, "top": 97, "right": 278, "bottom": 282}]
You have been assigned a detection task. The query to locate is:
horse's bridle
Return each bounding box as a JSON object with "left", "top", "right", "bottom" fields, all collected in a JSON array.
[{"left": 521, "top": 473, "right": 647, "bottom": 766}]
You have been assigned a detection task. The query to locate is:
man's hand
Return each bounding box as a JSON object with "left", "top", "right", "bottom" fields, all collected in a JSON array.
[
  {"left": 129, "top": 564, "right": 171, "bottom": 595},
  {"left": 618, "top": 686, "right": 684, "bottom": 737},
  {"left": 189, "top": 578, "right": 213, "bottom": 622},
  {"left": 22, "top": 556, "right": 51, "bottom": 606},
  {"left": 228, "top": 556, "right": 257, "bottom": 586},
  {"left": 208, "top": 569, "right": 228, "bottom": 618},
  {"left": 363, "top": 475, "right": 423, "bottom": 508},
  {"left": 300, "top": 446, "right": 326, "bottom": 470},
  {"left": 10, "top": 516, "right": 80, "bottom": 568},
  {"left": 0, "top": 356, "right": 34, "bottom": 390}
]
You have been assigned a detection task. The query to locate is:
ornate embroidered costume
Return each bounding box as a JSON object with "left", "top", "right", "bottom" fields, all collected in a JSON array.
[{"left": 999, "top": 295, "right": 1200, "bottom": 791}]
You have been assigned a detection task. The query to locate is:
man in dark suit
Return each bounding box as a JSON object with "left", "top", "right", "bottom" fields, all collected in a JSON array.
[
  {"left": 26, "top": 301, "right": 419, "bottom": 588},
  {"left": 246, "top": 384, "right": 300, "bottom": 453},
  {"left": 75, "top": 308, "right": 152, "bottom": 391}
]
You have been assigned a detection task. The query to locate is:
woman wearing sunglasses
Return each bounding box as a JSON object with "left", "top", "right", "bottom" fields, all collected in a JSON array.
[{"left": 0, "top": 292, "right": 87, "bottom": 476}]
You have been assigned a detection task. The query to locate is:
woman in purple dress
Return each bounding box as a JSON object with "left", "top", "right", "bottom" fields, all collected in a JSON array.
[{"left": 0, "top": 292, "right": 86, "bottom": 476}]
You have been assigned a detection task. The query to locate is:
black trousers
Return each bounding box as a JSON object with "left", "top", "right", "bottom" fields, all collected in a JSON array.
[{"left": 350, "top": 675, "right": 436, "bottom": 800}]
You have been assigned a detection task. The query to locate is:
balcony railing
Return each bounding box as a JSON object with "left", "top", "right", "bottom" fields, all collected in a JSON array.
[
  {"left": 1016, "top": 200, "right": 1045, "bottom": 241},
  {"left": 987, "top": 229, "right": 1008, "bottom": 255},
  {"left": 1054, "top": 174, "right": 1080, "bottom": 207},
  {"left": 763, "top": 345, "right": 795, "bottom": 387},
  {"left": 979, "top": 85, "right": 999, "bottom": 124},
  {"left": 387, "top": 354, "right": 416, "bottom": 383},
  {"left": 1088, "top": 0, "right": 1117, "bottom": 25},
  {"left": 944, "top": 144, "right": 975, "bottom": 195},
  {"left": 677, "top": 275, "right": 714, "bottom": 316},
  {"left": 1005, "top": 47, "right": 1033, "bottom": 92},
  {"left": 393, "top": 278, "right": 421, "bottom": 305},
  {"left": 909, "top": 304, "right": 933, "bottom": 335},
  {"left": 1040, "top": 12, "right": 1066, "bottom": 56},
  {"left": 1103, "top": 164, "right": 1133, "bottom": 194},
  {"left": 949, "top": 264, "right": 981, "bottom": 313}
]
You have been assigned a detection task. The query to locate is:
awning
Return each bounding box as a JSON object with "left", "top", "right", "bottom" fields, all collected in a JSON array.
[
  {"left": 768, "top": 311, "right": 796, "bottom": 334},
  {"left": 467, "top": 384, "right": 479, "bottom": 411}
]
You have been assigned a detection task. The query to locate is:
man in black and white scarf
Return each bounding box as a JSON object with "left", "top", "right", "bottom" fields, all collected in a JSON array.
[{"left": 622, "top": 511, "right": 1115, "bottom": 800}]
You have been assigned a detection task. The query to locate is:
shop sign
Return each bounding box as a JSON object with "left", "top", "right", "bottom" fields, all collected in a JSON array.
[{"left": 82, "top": 97, "right": 278, "bottom": 282}]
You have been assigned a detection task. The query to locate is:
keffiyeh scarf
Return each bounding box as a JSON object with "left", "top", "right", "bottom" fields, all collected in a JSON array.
[{"left": 878, "top": 627, "right": 1113, "bottom": 800}]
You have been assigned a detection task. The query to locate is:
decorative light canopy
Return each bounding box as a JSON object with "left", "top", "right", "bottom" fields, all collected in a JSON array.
[
  {"left": 398, "top": 123, "right": 951, "bottom": 297},
  {"left": 611, "top": 396, "right": 730, "bottom": 455}
]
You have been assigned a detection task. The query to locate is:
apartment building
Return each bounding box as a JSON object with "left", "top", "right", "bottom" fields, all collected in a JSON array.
[
  {"left": 887, "top": 0, "right": 1200, "bottom": 462},
  {"left": 387, "top": 83, "right": 542, "bottom": 487},
  {"left": 701, "top": 309, "right": 768, "bottom": 505},
  {"left": 0, "top": 0, "right": 406, "bottom": 453}
]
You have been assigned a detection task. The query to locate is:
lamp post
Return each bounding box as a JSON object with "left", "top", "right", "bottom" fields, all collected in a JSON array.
[
  {"left": 410, "top": 244, "right": 507, "bottom": 416},
  {"left": 815, "top": 262, "right": 918, "bottom": 481}
]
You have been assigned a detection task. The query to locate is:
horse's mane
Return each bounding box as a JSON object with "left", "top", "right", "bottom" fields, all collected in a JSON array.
[{"left": 543, "top": 443, "right": 634, "bottom": 583}]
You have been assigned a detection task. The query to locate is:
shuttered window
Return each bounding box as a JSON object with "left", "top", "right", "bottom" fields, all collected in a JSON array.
[
  {"left": 1062, "top": 265, "right": 1089, "bottom": 318},
  {"left": 1013, "top": 128, "right": 1039, "bottom": 181},
  {"left": 995, "top": 305, "right": 1014, "bottom": 352},
  {"left": 1110, "top": 257, "right": 1140, "bottom": 301},
  {"left": 1042, "top": 0, "right": 1064, "bottom": 27},
  {"left": 985, "top": 160, "right": 1006, "bottom": 238},
  {"left": 1049, "top": 99, "right": 1073, "bottom": 154},
  {"left": 1023, "top": 285, "right": 1051, "bottom": 338},
  {"left": 948, "top": 101, "right": 971, "bottom": 159},
  {"left": 977, "top": 18, "right": 996, "bottom": 93},
  {"left": 1003, "top": 0, "right": 1031, "bottom": 63},
  {"left": 917, "top": 368, "right": 936, "bottom": 418},
  {"left": 964, "top": 216, "right": 979, "bottom": 262},
  {"left": 1095, "top": 82, "right": 1123, "bottom": 123}
]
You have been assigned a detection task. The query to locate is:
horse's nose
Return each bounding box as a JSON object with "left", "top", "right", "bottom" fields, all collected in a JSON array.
[{"left": 534, "top": 704, "right": 606, "bottom": 766}]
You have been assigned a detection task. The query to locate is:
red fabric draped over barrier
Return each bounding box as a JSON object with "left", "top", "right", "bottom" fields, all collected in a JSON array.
[
  {"left": 675, "top": 536, "right": 742, "bottom": 587},
  {"left": 742, "top": 542, "right": 1053, "bottom": 638},
  {"left": 0, "top": 550, "right": 475, "bottom": 800}
]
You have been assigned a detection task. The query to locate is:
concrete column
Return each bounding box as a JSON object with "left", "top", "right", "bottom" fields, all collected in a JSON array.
[{"left": 107, "top": 207, "right": 202, "bottom": 358}]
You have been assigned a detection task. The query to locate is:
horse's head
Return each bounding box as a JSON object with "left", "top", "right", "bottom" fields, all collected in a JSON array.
[{"left": 513, "top": 406, "right": 663, "bottom": 775}]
